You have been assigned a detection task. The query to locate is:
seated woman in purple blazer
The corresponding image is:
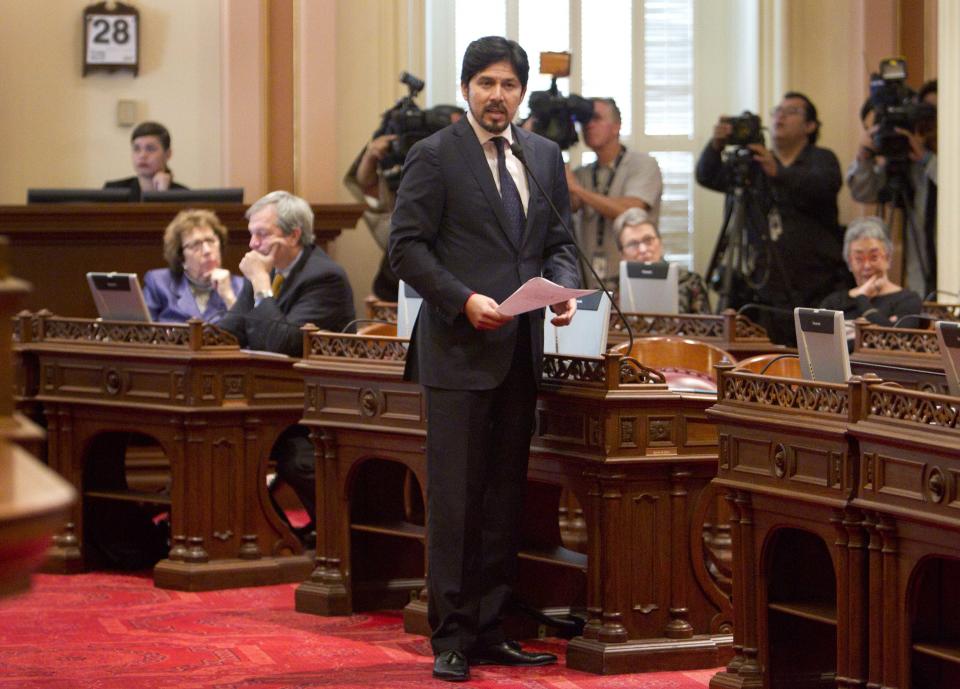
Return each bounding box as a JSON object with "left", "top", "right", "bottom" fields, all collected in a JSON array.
[{"left": 144, "top": 209, "right": 244, "bottom": 323}]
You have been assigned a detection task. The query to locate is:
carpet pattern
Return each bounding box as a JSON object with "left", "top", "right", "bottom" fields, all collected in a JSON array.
[{"left": 0, "top": 573, "right": 718, "bottom": 688}]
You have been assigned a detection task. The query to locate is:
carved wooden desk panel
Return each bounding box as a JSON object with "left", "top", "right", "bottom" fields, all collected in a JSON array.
[
  {"left": 850, "top": 384, "right": 960, "bottom": 688},
  {"left": 707, "top": 365, "right": 872, "bottom": 689},
  {"left": 18, "top": 315, "right": 311, "bottom": 590},
  {"left": 0, "top": 203, "right": 362, "bottom": 317},
  {"left": 294, "top": 330, "right": 733, "bottom": 675},
  {"left": 851, "top": 321, "right": 946, "bottom": 394}
]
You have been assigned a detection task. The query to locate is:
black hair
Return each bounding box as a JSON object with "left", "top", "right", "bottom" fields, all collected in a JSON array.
[
  {"left": 460, "top": 36, "right": 529, "bottom": 90},
  {"left": 917, "top": 79, "right": 937, "bottom": 103},
  {"left": 131, "top": 121, "right": 171, "bottom": 150},
  {"left": 783, "top": 91, "right": 820, "bottom": 145}
]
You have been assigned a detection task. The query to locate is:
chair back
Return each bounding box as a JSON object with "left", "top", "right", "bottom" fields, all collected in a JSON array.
[{"left": 611, "top": 336, "right": 733, "bottom": 391}]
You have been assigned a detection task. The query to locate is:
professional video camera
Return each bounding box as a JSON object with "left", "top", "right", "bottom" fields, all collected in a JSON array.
[
  {"left": 373, "top": 72, "right": 463, "bottom": 191},
  {"left": 869, "top": 58, "right": 935, "bottom": 161},
  {"left": 526, "top": 52, "right": 594, "bottom": 150}
]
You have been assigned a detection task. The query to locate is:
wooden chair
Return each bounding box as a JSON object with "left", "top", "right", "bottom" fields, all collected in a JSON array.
[
  {"left": 611, "top": 336, "right": 734, "bottom": 391},
  {"left": 734, "top": 352, "right": 802, "bottom": 378}
]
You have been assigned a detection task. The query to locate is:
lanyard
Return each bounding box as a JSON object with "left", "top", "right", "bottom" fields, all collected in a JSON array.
[{"left": 592, "top": 146, "right": 627, "bottom": 247}]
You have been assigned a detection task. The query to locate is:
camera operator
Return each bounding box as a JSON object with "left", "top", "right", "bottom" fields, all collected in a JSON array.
[
  {"left": 847, "top": 79, "right": 937, "bottom": 297},
  {"left": 565, "top": 98, "right": 663, "bottom": 288},
  {"left": 696, "top": 92, "right": 848, "bottom": 344},
  {"left": 344, "top": 76, "right": 463, "bottom": 301}
]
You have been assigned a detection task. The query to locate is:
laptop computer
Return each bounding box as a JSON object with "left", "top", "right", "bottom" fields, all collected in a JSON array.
[
  {"left": 935, "top": 321, "right": 960, "bottom": 397},
  {"left": 618, "top": 261, "right": 679, "bottom": 313},
  {"left": 86, "top": 272, "right": 152, "bottom": 322},
  {"left": 794, "top": 307, "right": 850, "bottom": 383},
  {"left": 543, "top": 290, "right": 611, "bottom": 357}
]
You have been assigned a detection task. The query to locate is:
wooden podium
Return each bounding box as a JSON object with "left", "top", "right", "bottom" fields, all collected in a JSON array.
[
  {"left": 293, "top": 328, "right": 733, "bottom": 675},
  {"left": 16, "top": 312, "right": 312, "bottom": 590},
  {"left": 0, "top": 203, "right": 362, "bottom": 317}
]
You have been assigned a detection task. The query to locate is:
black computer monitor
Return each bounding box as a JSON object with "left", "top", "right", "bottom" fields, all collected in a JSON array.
[
  {"left": 141, "top": 188, "right": 244, "bottom": 203},
  {"left": 27, "top": 188, "right": 133, "bottom": 203}
]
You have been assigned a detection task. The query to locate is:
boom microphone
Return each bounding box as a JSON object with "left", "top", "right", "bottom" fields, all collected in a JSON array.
[{"left": 510, "top": 140, "right": 635, "bottom": 355}]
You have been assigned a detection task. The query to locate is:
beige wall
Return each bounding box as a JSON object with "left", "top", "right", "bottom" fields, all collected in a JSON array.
[{"left": 0, "top": 0, "right": 222, "bottom": 203}]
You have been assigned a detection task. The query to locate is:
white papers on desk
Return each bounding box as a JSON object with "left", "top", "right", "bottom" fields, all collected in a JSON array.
[{"left": 496, "top": 277, "right": 598, "bottom": 317}]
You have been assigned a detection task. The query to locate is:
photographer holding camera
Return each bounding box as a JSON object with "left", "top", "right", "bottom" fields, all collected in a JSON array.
[
  {"left": 696, "top": 92, "right": 848, "bottom": 344},
  {"left": 344, "top": 73, "right": 463, "bottom": 300},
  {"left": 847, "top": 77, "right": 937, "bottom": 297},
  {"left": 565, "top": 97, "right": 663, "bottom": 288}
]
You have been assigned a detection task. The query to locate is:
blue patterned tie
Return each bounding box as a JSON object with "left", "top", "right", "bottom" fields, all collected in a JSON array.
[{"left": 492, "top": 137, "right": 525, "bottom": 245}]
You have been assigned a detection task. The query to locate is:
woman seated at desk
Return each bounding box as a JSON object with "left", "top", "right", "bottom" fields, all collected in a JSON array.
[
  {"left": 819, "top": 216, "right": 921, "bottom": 325},
  {"left": 103, "top": 121, "right": 188, "bottom": 199},
  {"left": 144, "top": 209, "right": 243, "bottom": 323},
  {"left": 614, "top": 208, "right": 710, "bottom": 313}
]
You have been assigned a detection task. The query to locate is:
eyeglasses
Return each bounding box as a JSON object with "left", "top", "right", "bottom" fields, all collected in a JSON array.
[
  {"left": 770, "top": 106, "right": 805, "bottom": 118},
  {"left": 622, "top": 236, "right": 659, "bottom": 251},
  {"left": 182, "top": 237, "right": 218, "bottom": 252}
]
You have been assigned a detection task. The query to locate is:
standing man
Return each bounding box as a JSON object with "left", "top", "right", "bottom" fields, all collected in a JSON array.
[
  {"left": 389, "top": 36, "right": 580, "bottom": 682},
  {"left": 697, "top": 92, "right": 848, "bottom": 343},
  {"left": 566, "top": 98, "right": 663, "bottom": 287}
]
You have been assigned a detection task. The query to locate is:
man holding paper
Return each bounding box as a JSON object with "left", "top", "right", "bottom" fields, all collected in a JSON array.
[{"left": 389, "top": 36, "right": 580, "bottom": 682}]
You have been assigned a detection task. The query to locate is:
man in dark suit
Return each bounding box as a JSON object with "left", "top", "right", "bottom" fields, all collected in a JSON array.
[
  {"left": 220, "top": 190, "right": 355, "bottom": 538},
  {"left": 389, "top": 36, "right": 580, "bottom": 682}
]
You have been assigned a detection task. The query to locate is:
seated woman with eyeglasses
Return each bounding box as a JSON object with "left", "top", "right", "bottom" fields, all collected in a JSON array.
[
  {"left": 143, "top": 209, "right": 244, "bottom": 323},
  {"left": 614, "top": 208, "right": 710, "bottom": 313},
  {"left": 819, "top": 216, "right": 921, "bottom": 325}
]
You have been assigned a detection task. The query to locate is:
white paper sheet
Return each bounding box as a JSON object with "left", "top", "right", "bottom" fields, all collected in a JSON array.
[{"left": 496, "top": 277, "right": 598, "bottom": 317}]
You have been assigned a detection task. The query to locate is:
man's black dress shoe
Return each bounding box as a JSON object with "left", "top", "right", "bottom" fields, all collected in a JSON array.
[
  {"left": 471, "top": 640, "right": 558, "bottom": 666},
  {"left": 433, "top": 650, "right": 470, "bottom": 682}
]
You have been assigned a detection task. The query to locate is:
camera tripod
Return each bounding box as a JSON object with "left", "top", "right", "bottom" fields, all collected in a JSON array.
[{"left": 876, "top": 171, "right": 934, "bottom": 299}]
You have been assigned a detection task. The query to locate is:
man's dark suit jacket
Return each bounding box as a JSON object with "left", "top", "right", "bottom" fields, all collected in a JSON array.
[
  {"left": 218, "top": 244, "right": 355, "bottom": 357},
  {"left": 389, "top": 118, "right": 580, "bottom": 390},
  {"left": 104, "top": 176, "right": 188, "bottom": 200}
]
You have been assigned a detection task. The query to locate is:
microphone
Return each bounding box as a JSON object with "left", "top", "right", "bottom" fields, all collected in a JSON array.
[
  {"left": 924, "top": 289, "right": 960, "bottom": 302},
  {"left": 510, "top": 141, "right": 634, "bottom": 355},
  {"left": 736, "top": 303, "right": 796, "bottom": 317}
]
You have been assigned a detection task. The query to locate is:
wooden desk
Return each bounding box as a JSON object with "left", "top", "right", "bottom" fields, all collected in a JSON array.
[
  {"left": 707, "top": 365, "right": 871, "bottom": 689},
  {"left": 850, "top": 320, "right": 946, "bottom": 393},
  {"left": 293, "top": 330, "right": 733, "bottom": 675},
  {"left": 361, "top": 299, "right": 791, "bottom": 362},
  {"left": 608, "top": 310, "right": 793, "bottom": 361},
  {"left": 17, "top": 313, "right": 312, "bottom": 590},
  {"left": 850, "top": 383, "right": 960, "bottom": 688},
  {"left": 0, "top": 203, "right": 362, "bottom": 317}
]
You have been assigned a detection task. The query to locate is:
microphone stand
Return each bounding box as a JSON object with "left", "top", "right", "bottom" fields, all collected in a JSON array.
[{"left": 510, "top": 141, "right": 635, "bottom": 355}]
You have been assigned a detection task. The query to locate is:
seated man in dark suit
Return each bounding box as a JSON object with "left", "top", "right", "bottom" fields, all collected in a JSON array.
[
  {"left": 104, "top": 121, "right": 189, "bottom": 199},
  {"left": 220, "top": 190, "right": 356, "bottom": 538}
]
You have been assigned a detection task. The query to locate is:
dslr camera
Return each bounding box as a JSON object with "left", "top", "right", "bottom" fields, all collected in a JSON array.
[
  {"left": 526, "top": 52, "right": 594, "bottom": 150},
  {"left": 373, "top": 72, "right": 463, "bottom": 191},
  {"left": 722, "top": 111, "right": 763, "bottom": 146},
  {"left": 869, "top": 57, "right": 935, "bottom": 160}
]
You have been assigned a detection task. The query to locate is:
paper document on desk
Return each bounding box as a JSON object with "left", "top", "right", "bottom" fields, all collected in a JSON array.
[{"left": 496, "top": 277, "right": 598, "bottom": 317}]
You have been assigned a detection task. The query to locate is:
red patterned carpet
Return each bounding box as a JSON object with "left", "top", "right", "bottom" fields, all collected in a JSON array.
[{"left": 0, "top": 573, "right": 718, "bottom": 688}]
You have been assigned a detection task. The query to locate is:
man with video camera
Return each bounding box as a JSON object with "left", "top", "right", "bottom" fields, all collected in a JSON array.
[
  {"left": 696, "top": 92, "right": 848, "bottom": 344},
  {"left": 847, "top": 77, "right": 937, "bottom": 298},
  {"left": 565, "top": 97, "right": 663, "bottom": 288}
]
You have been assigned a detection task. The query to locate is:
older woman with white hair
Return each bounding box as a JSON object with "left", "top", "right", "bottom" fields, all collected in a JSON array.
[
  {"left": 613, "top": 208, "right": 710, "bottom": 313},
  {"left": 819, "top": 216, "right": 921, "bottom": 324}
]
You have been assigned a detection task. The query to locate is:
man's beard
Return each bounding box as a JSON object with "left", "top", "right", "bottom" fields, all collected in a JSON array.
[{"left": 473, "top": 104, "right": 510, "bottom": 134}]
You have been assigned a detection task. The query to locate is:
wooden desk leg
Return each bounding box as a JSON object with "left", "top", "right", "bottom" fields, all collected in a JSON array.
[{"left": 296, "top": 428, "right": 350, "bottom": 615}]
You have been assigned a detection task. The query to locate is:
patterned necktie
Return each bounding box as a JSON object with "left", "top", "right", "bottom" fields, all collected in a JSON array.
[
  {"left": 492, "top": 137, "right": 525, "bottom": 245},
  {"left": 271, "top": 272, "right": 285, "bottom": 296}
]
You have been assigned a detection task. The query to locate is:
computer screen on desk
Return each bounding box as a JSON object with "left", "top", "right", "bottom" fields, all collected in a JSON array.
[
  {"left": 397, "top": 280, "right": 423, "bottom": 340},
  {"left": 936, "top": 321, "right": 960, "bottom": 397},
  {"left": 141, "top": 188, "right": 244, "bottom": 203},
  {"left": 543, "top": 290, "right": 610, "bottom": 357},
  {"left": 86, "top": 272, "right": 151, "bottom": 322},
  {"left": 794, "top": 308, "right": 850, "bottom": 383},
  {"left": 618, "top": 261, "right": 678, "bottom": 314},
  {"left": 28, "top": 188, "right": 132, "bottom": 203}
]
